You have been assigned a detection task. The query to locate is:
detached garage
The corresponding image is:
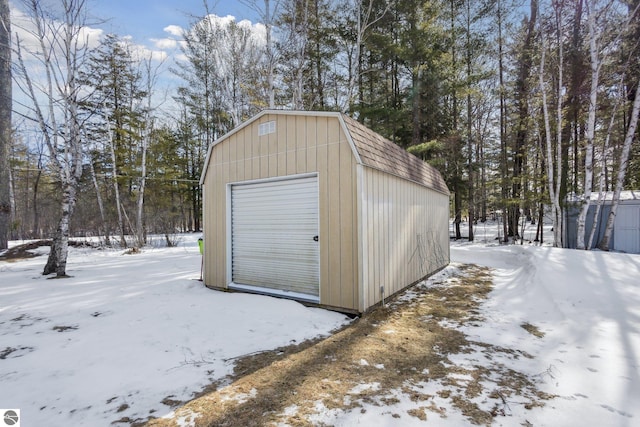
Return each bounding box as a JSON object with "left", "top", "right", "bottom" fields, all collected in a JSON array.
[{"left": 200, "top": 110, "right": 450, "bottom": 313}]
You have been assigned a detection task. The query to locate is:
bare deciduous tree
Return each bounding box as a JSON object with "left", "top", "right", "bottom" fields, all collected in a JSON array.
[
  {"left": 0, "top": 0, "right": 11, "bottom": 250},
  {"left": 341, "top": 0, "right": 393, "bottom": 112},
  {"left": 539, "top": 3, "right": 565, "bottom": 248},
  {"left": 240, "top": 0, "right": 281, "bottom": 108},
  {"left": 576, "top": 0, "right": 601, "bottom": 250}
]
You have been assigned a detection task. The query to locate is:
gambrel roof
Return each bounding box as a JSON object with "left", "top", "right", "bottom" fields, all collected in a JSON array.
[
  {"left": 201, "top": 110, "right": 450, "bottom": 196},
  {"left": 340, "top": 114, "right": 449, "bottom": 195}
]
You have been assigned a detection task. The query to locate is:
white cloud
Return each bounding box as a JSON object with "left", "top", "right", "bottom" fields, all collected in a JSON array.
[
  {"left": 11, "top": 4, "right": 104, "bottom": 52},
  {"left": 175, "top": 53, "right": 189, "bottom": 62},
  {"left": 208, "top": 14, "right": 237, "bottom": 27},
  {"left": 125, "top": 41, "right": 168, "bottom": 63},
  {"left": 151, "top": 38, "right": 178, "bottom": 50},
  {"left": 163, "top": 25, "right": 184, "bottom": 37},
  {"left": 188, "top": 14, "right": 267, "bottom": 47}
]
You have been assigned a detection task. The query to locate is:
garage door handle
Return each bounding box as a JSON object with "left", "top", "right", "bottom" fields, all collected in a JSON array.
[{"left": 313, "top": 235, "right": 319, "bottom": 242}]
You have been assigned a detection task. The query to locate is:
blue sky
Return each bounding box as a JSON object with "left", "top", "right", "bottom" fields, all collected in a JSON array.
[
  {"left": 8, "top": 0, "right": 264, "bottom": 121},
  {"left": 89, "top": 0, "right": 260, "bottom": 46}
]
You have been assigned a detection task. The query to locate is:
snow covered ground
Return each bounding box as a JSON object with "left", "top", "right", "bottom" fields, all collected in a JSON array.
[
  {"left": 2, "top": 230, "right": 640, "bottom": 426},
  {"left": 314, "top": 231, "right": 640, "bottom": 426},
  {"left": 448, "top": 242, "right": 640, "bottom": 426},
  {"left": 0, "top": 235, "right": 351, "bottom": 426}
]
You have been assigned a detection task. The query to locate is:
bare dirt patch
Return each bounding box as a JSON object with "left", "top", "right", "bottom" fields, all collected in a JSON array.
[
  {"left": 146, "top": 264, "right": 552, "bottom": 427},
  {"left": 521, "top": 322, "right": 545, "bottom": 338}
]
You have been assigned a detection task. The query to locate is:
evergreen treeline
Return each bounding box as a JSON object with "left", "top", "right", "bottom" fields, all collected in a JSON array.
[{"left": 3, "top": 0, "right": 640, "bottom": 260}]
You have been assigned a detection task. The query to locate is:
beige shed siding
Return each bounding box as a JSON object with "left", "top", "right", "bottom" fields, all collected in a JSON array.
[
  {"left": 360, "top": 167, "right": 450, "bottom": 311},
  {"left": 202, "top": 113, "right": 360, "bottom": 311}
]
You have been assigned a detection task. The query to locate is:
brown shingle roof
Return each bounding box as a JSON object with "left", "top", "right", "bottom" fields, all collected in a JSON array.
[{"left": 341, "top": 114, "right": 450, "bottom": 195}]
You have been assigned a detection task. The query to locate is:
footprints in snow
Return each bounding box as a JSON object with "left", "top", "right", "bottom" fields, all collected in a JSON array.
[{"left": 601, "top": 404, "right": 633, "bottom": 418}]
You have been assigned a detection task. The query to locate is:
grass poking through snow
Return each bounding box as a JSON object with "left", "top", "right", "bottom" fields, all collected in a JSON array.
[
  {"left": 148, "top": 264, "right": 553, "bottom": 427},
  {"left": 521, "top": 322, "right": 546, "bottom": 338}
]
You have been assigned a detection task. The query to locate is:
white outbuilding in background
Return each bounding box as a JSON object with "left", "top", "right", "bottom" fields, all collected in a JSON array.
[{"left": 566, "top": 191, "right": 640, "bottom": 253}]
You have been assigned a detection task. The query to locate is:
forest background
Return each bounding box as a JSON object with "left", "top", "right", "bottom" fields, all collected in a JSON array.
[{"left": 0, "top": 0, "right": 639, "bottom": 275}]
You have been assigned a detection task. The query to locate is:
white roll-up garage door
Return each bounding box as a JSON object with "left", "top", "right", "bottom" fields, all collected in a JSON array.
[{"left": 231, "top": 175, "right": 320, "bottom": 300}]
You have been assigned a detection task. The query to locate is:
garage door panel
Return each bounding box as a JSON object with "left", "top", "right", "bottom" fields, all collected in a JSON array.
[{"left": 231, "top": 176, "right": 320, "bottom": 299}]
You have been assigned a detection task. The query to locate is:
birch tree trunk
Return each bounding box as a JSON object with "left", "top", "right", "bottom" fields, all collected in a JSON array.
[
  {"left": 553, "top": 2, "right": 566, "bottom": 248},
  {"left": 598, "top": 80, "right": 640, "bottom": 250},
  {"left": 464, "top": 0, "right": 474, "bottom": 242},
  {"left": 135, "top": 57, "right": 161, "bottom": 248},
  {"left": 136, "top": 133, "right": 147, "bottom": 247},
  {"left": 587, "top": 80, "right": 621, "bottom": 249},
  {"left": 240, "top": 0, "right": 279, "bottom": 108},
  {"left": 576, "top": 0, "right": 600, "bottom": 250},
  {"left": 0, "top": 0, "right": 11, "bottom": 250},
  {"left": 496, "top": 0, "right": 510, "bottom": 243},
  {"left": 15, "top": 0, "right": 92, "bottom": 276},
  {"left": 344, "top": 0, "right": 392, "bottom": 112},
  {"left": 294, "top": 6, "right": 308, "bottom": 110},
  {"left": 265, "top": 0, "right": 275, "bottom": 108},
  {"left": 108, "top": 127, "right": 127, "bottom": 248},
  {"left": 539, "top": 31, "right": 564, "bottom": 248}
]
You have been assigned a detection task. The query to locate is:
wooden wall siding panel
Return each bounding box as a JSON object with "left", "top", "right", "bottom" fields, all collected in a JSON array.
[
  {"left": 339, "top": 140, "right": 355, "bottom": 309},
  {"left": 211, "top": 170, "right": 218, "bottom": 286},
  {"left": 229, "top": 134, "right": 238, "bottom": 183},
  {"left": 256, "top": 117, "right": 265, "bottom": 177},
  {"left": 220, "top": 163, "right": 230, "bottom": 286},
  {"left": 307, "top": 116, "right": 320, "bottom": 171},
  {"left": 356, "top": 165, "right": 367, "bottom": 312},
  {"left": 235, "top": 131, "right": 243, "bottom": 182},
  {"left": 380, "top": 169, "right": 387, "bottom": 302},
  {"left": 385, "top": 173, "right": 392, "bottom": 294},
  {"left": 268, "top": 123, "right": 278, "bottom": 177},
  {"left": 286, "top": 116, "right": 297, "bottom": 175},
  {"left": 352, "top": 146, "right": 360, "bottom": 307},
  {"left": 239, "top": 127, "right": 247, "bottom": 181},
  {"left": 296, "top": 116, "right": 306, "bottom": 173},
  {"left": 206, "top": 176, "right": 214, "bottom": 286},
  {"left": 244, "top": 128, "right": 253, "bottom": 181},
  {"left": 372, "top": 169, "right": 381, "bottom": 308},
  {"left": 202, "top": 183, "right": 210, "bottom": 285},
  {"left": 361, "top": 168, "right": 449, "bottom": 308},
  {"left": 277, "top": 117, "right": 287, "bottom": 176},
  {"left": 260, "top": 129, "right": 269, "bottom": 178},
  {"left": 327, "top": 138, "right": 342, "bottom": 306},
  {"left": 239, "top": 128, "right": 246, "bottom": 182},
  {"left": 221, "top": 131, "right": 230, "bottom": 176},
  {"left": 207, "top": 166, "right": 226, "bottom": 287},
  {"left": 391, "top": 177, "right": 401, "bottom": 293},
  {"left": 252, "top": 126, "right": 260, "bottom": 179},
  {"left": 222, "top": 154, "right": 230, "bottom": 186},
  {"left": 404, "top": 180, "right": 412, "bottom": 288},
  {"left": 316, "top": 142, "right": 330, "bottom": 305},
  {"left": 367, "top": 169, "right": 376, "bottom": 309}
]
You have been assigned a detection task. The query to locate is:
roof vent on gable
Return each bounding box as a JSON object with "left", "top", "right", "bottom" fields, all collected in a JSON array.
[{"left": 258, "top": 120, "right": 276, "bottom": 136}]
